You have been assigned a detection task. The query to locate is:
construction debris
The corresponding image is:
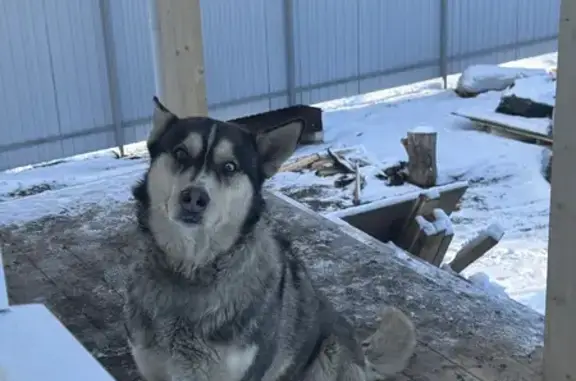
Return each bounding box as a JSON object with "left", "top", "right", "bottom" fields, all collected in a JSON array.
[{"left": 447, "top": 223, "right": 505, "bottom": 273}]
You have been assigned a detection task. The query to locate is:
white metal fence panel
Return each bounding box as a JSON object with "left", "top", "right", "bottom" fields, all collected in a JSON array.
[{"left": 0, "top": 0, "right": 560, "bottom": 170}]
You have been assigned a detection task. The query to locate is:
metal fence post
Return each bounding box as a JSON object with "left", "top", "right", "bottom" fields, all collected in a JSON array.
[
  {"left": 283, "top": 0, "right": 296, "bottom": 106},
  {"left": 99, "top": 0, "right": 125, "bottom": 157},
  {"left": 439, "top": 0, "right": 448, "bottom": 89}
]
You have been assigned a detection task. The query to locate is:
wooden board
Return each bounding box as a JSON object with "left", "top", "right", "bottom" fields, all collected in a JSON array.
[
  {"left": 328, "top": 181, "right": 468, "bottom": 245},
  {"left": 0, "top": 304, "right": 116, "bottom": 381},
  {"left": 452, "top": 109, "right": 552, "bottom": 147},
  {"left": 0, "top": 247, "right": 8, "bottom": 310},
  {"left": 0, "top": 183, "right": 544, "bottom": 381}
]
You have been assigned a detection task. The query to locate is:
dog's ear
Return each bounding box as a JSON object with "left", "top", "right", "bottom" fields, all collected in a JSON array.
[
  {"left": 148, "top": 96, "right": 177, "bottom": 150},
  {"left": 256, "top": 119, "right": 304, "bottom": 178}
]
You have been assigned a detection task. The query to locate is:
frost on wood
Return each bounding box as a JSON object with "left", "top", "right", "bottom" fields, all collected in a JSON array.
[
  {"left": 1, "top": 187, "right": 545, "bottom": 380},
  {"left": 401, "top": 128, "right": 437, "bottom": 188},
  {"left": 455, "top": 64, "right": 547, "bottom": 97}
]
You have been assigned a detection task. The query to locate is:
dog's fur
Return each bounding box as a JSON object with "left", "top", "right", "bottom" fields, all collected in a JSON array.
[{"left": 123, "top": 97, "right": 416, "bottom": 381}]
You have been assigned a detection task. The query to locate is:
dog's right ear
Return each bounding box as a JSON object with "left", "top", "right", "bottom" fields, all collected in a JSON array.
[{"left": 148, "top": 96, "right": 178, "bottom": 150}]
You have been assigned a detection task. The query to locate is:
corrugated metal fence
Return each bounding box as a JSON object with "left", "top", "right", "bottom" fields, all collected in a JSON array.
[{"left": 0, "top": 0, "right": 559, "bottom": 170}]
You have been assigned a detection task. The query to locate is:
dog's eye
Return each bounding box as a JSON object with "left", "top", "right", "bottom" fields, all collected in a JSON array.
[
  {"left": 223, "top": 162, "right": 237, "bottom": 173},
  {"left": 173, "top": 147, "right": 189, "bottom": 163}
]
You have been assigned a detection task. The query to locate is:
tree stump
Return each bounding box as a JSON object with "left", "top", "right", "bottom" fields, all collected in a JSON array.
[{"left": 401, "top": 127, "right": 438, "bottom": 188}]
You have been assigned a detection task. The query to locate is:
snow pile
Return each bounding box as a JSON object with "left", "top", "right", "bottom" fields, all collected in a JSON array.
[
  {"left": 467, "top": 272, "right": 510, "bottom": 299},
  {"left": 455, "top": 64, "right": 547, "bottom": 97},
  {"left": 433, "top": 208, "right": 454, "bottom": 235},
  {"left": 410, "top": 125, "right": 436, "bottom": 134},
  {"left": 415, "top": 215, "right": 436, "bottom": 235},
  {"left": 484, "top": 222, "right": 505, "bottom": 241}
]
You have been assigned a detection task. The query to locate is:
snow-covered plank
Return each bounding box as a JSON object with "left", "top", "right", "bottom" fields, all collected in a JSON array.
[
  {"left": 452, "top": 107, "right": 553, "bottom": 145},
  {"left": 0, "top": 179, "right": 544, "bottom": 381},
  {"left": 0, "top": 304, "right": 116, "bottom": 381}
]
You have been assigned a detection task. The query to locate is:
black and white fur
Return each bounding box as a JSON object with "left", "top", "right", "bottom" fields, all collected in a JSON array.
[{"left": 123, "top": 97, "right": 416, "bottom": 381}]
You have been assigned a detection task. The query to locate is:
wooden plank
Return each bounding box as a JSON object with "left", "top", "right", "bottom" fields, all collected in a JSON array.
[
  {"left": 331, "top": 182, "right": 468, "bottom": 245},
  {"left": 448, "top": 226, "right": 503, "bottom": 273},
  {"left": 543, "top": 0, "right": 576, "bottom": 379},
  {"left": 411, "top": 215, "right": 444, "bottom": 263},
  {"left": 0, "top": 187, "right": 545, "bottom": 381},
  {"left": 150, "top": 0, "right": 208, "bottom": 117},
  {"left": 0, "top": 304, "right": 116, "bottom": 381},
  {"left": 396, "top": 193, "right": 441, "bottom": 251},
  {"left": 451, "top": 111, "right": 553, "bottom": 147}
]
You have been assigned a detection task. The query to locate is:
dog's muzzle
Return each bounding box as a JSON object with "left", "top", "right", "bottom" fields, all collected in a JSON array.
[{"left": 177, "top": 186, "right": 210, "bottom": 224}]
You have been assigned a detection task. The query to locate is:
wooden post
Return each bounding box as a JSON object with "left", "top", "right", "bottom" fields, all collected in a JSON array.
[
  {"left": 544, "top": 0, "right": 576, "bottom": 379},
  {"left": 401, "top": 126, "right": 438, "bottom": 188},
  {"left": 149, "top": 0, "right": 208, "bottom": 117}
]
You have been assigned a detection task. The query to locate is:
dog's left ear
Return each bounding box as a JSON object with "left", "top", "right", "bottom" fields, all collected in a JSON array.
[
  {"left": 256, "top": 119, "right": 304, "bottom": 178},
  {"left": 148, "top": 96, "right": 178, "bottom": 151}
]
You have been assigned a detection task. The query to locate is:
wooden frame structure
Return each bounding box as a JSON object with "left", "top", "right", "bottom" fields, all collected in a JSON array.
[
  {"left": 543, "top": 0, "right": 576, "bottom": 379},
  {"left": 149, "top": 0, "right": 208, "bottom": 117},
  {"left": 149, "top": 1, "right": 572, "bottom": 380}
]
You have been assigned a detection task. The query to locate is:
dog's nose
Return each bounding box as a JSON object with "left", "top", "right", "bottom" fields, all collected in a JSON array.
[{"left": 179, "top": 187, "right": 210, "bottom": 212}]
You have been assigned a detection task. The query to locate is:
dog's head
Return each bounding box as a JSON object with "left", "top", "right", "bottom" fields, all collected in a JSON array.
[{"left": 133, "top": 97, "right": 303, "bottom": 265}]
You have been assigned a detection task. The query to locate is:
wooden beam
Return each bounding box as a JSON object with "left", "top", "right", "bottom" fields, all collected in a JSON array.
[
  {"left": 543, "top": 0, "right": 576, "bottom": 379},
  {"left": 149, "top": 0, "right": 208, "bottom": 117}
]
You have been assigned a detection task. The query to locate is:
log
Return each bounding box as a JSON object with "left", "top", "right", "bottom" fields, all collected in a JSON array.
[
  {"left": 0, "top": 180, "right": 543, "bottom": 381},
  {"left": 448, "top": 223, "right": 505, "bottom": 273},
  {"left": 279, "top": 152, "right": 322, "bottom": 172},
  {"left": 401, "top": 127, "right": 438, "bottom": 188}
]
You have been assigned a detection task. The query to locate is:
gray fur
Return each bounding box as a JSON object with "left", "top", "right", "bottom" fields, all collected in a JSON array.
[{"left": 123, "top": 98, "right": 416, "bottom": 381}]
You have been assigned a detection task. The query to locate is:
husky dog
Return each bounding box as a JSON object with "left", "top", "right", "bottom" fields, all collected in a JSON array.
[{"left": 123, "top": 97, "right": 416, "bottom": 381}]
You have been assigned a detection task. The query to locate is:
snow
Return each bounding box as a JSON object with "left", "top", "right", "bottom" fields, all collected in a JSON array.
[
  {"left": 415, "top": 215, "right": 437, "bottom": 235},
  {"left": 467, "top": 272, "right": 510, "bottom": 299},
  {"left": 456, "top": 64, "right": 548, "bottom": 95},
  {"left": 454, "top": 104, "right": 551, "bottom": 135},
  {"left": 411, "top": 125, "right": 436, "bottom": 134},
  {"left": 326, "top": 181, "right": 468, "bottom": 219},
  {"left": 0, "top": 52, "right": 558, "bottom": 317},
  {"left": 485, "top": 222, "right": 505, "bottom": 241},
  {"left": 502, "top": 74, "right": 556, "bottom": 107},
  {"left": 433, "top": 208, "right": 454, "bottom": 235}
]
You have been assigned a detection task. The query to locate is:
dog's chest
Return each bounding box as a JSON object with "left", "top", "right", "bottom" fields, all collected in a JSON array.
[{"left": 131, "top": 341, "right": 258, "bottom": 381}]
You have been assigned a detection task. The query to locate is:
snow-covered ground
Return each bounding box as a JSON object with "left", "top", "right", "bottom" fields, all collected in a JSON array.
[{"left": 0, "top": 52, "right": 557, "bottom": 315}]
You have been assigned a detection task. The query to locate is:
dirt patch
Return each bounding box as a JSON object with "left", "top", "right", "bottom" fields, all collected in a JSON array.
[{"left": 6, "top": 182, "right": 61, "bottom": 199}]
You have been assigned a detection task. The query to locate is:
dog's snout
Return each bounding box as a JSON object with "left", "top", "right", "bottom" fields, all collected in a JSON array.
[{"left": 179, "top": 187, "right": 210, "bottom": 212}]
